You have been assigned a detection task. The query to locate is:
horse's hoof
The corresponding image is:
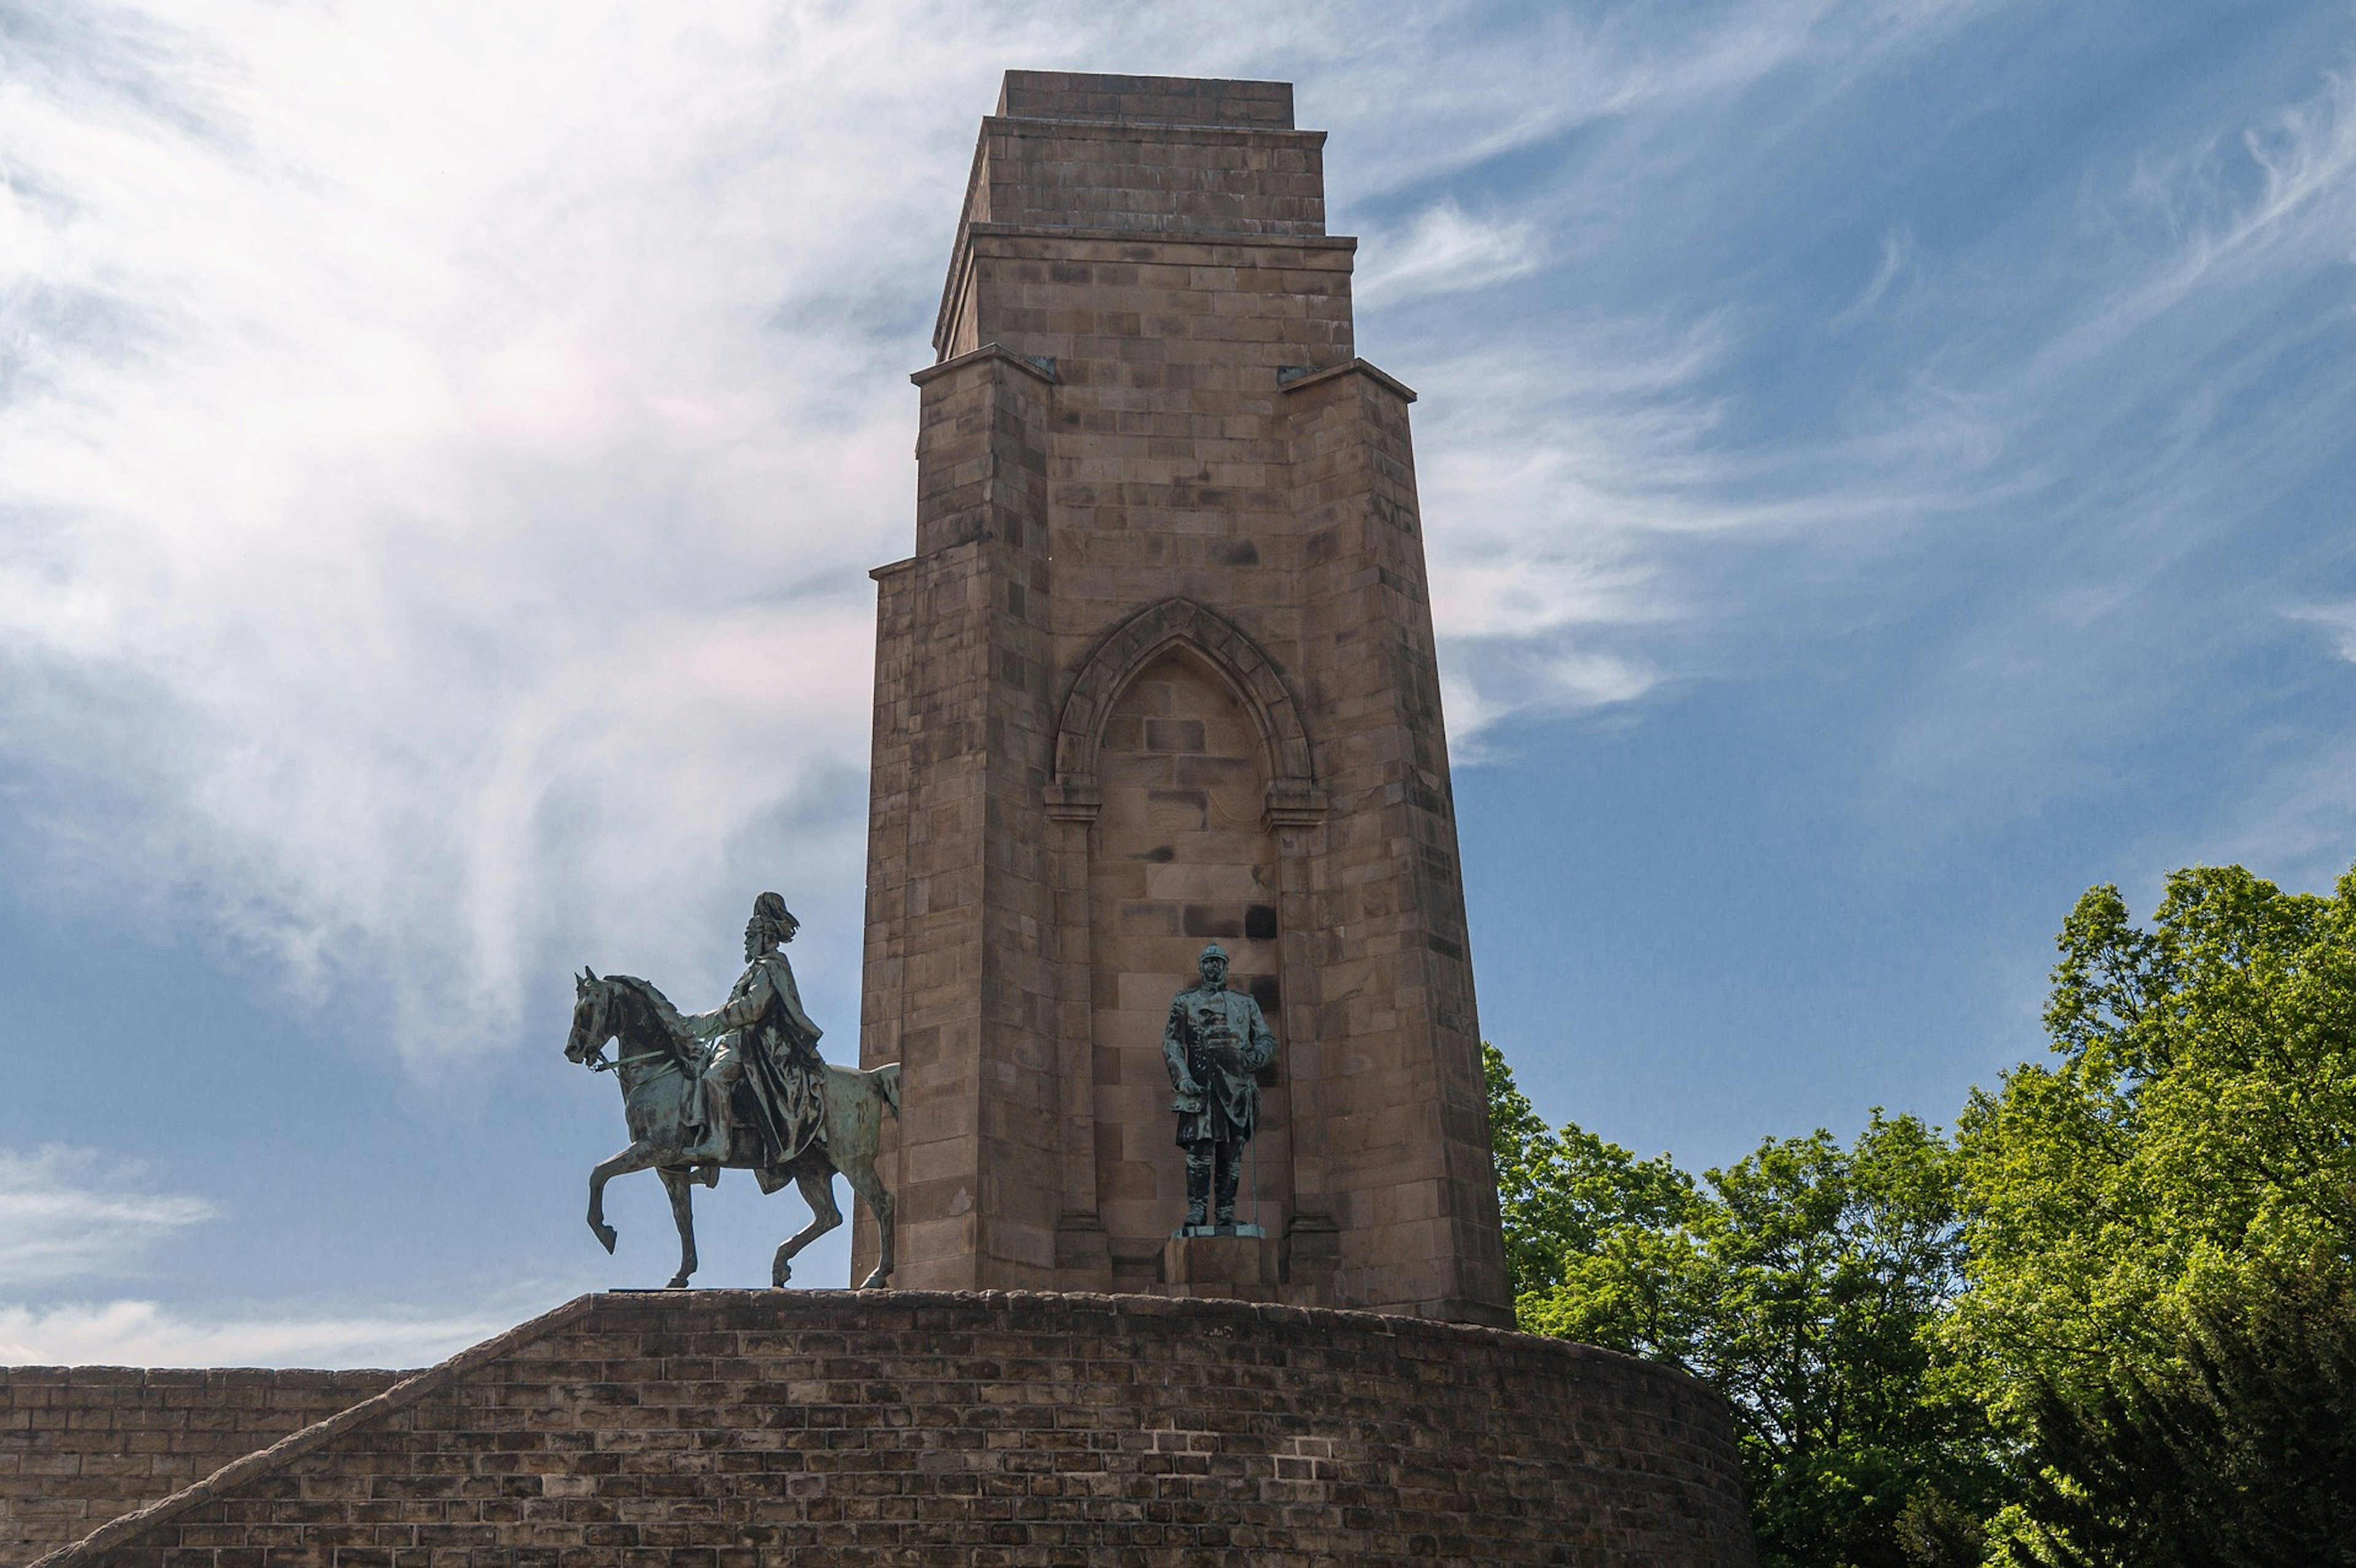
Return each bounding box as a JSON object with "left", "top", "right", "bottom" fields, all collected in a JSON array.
[
  {"left": 856, "top": 1267, "right": 891, "bottom": 1289},
  {"left": 593, "top": 1224, "right": 618, "bottom": 1255},
  {"left": 665, "top": 1274, "right": 691, "bottom": 1289},
  {"left": 771, "top": 1259, "right": 793, "bottom": 1288}
]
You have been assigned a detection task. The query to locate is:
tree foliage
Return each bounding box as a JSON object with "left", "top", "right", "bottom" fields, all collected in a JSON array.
[
  {"left": 1487, "top": 1044, "right": 1998, "bottom": 1567},
  {"left": 1484, "top": 1039, "right": 1700, "bottom": 1307},
  {"left": 2019, "top": 1262, "right": 2356, "bottom": 1567},
  {"left": 1486, "top": 861, "right": 2356, "bottom": 1567},
  {"left": 1952, "top": 866, "right": 2356, "bottom": 1418}
]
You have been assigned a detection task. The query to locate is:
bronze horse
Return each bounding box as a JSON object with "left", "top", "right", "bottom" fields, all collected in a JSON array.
[{"left": 564, "top": 969, "right": 899, "bottom": 1289}]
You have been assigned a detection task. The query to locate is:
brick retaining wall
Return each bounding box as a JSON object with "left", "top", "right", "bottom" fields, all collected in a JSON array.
[
  {"left": 31, "top": 1290, "right": 1755, "bottom": 1566},
  {"left": 1, "top": 1368, "right": 401, "bottom": 1565}
]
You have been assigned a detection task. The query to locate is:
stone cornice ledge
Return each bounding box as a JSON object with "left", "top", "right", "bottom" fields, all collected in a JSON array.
[
  {"left": 1278, "top": 357, "right": 1417, "bottom": 404},
  {"left": 964, "top": 221, "right": 1355, "bottom": 250},
  {"left": 982, "top": 115, "right": 1328, "bottom": 148},
  {"left": 912, "top": 340, "right": 1060, "bottom": 388},
  {"left": 28, "top": 1294, "right": 598, "bottom": 1568},
  {"left": 1265, "top": 778, "right": 1329, "bottom": 829}
]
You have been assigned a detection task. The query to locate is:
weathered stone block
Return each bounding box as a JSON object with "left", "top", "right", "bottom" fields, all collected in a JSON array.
[{"left": 1160, "top": 1232, "right": 1276, "bottom": 1289}]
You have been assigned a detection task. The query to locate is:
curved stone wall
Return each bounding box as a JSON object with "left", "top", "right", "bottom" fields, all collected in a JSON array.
[{"left": 42, "top": 1290, "right": 1757, "bottom": 1566}]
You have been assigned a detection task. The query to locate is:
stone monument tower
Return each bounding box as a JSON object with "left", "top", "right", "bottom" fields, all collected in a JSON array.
[{"left": 857, "top": 70, "right": 1510, "bottom": 1325}]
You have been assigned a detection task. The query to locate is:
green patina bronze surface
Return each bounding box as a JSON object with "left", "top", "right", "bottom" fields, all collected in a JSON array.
[
  {"left": 1161, "top": 942, "right": 1277, "bottom": 1234},
  {"left": 563, "top": 893, "right": 900, "bottom": 1289}
]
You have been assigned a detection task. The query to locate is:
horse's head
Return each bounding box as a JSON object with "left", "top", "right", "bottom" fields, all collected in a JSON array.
[{"left": 565, "top": 967, "right": 619, "bottom": 1066}]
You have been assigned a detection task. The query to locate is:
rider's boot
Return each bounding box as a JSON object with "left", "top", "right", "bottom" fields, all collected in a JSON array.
[
  {"left": 1214, "top": 1140, "right": 1242, "bottom": 1227},
  {"left": 1182, "top": 1142, "right": 1214, "bottom": 1229},
  {"left": 679, "top": 1119, "right": 729, "bottom": 1170},
  {"left": 679, "top": 1073, "right": 731, "bottom": 1169}
]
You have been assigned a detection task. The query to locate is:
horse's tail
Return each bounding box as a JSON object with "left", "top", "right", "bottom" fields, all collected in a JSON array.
[{"left": 873, "top": 1061, "right": 902, "bottom": 1120}]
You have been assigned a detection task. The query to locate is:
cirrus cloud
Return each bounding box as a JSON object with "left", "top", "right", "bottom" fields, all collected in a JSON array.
[{"left": 0, "top": 1146, "right": 215, "bottom": 1286}]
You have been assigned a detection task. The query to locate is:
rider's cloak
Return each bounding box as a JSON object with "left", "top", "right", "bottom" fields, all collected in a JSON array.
[{"left": 705, "top": 950, "right": 829, "bottom": 1178}]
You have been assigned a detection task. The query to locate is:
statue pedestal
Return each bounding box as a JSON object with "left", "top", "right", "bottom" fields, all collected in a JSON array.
[{"left": 1161, "top": 1230, "right": 1277, "bottom": 1294}]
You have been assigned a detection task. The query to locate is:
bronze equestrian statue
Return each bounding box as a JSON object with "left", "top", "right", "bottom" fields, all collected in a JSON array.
[{"left": 563, "top": 893, "right": 899, "bottom": 1288}]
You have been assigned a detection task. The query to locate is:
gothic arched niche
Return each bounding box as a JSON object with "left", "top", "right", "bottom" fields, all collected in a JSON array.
[{"left": 1086, "top": 643, "right": 1293, "bottom": 1284}]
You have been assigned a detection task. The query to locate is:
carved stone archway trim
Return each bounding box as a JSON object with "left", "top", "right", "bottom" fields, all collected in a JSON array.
[
  {"left": 1048, "top": 598, "right": 1320, "bottom": 824},
  {"left": 1044, "top": 595, "right": 1332, "bottom": 1288}
]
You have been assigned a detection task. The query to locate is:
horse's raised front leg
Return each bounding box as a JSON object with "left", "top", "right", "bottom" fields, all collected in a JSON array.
[
  {"left": 587, "top": 1143, "right": 655, "bottom": 1254},
  {"left": 771, "top": 1164, "right": 842, "bottom": 1287},
  {"left": 660, "top": 1166, "right": 699, "bottom": 1289},
  {"left": 841, "top": 1155, "right": 896, "bottom": 1289}
]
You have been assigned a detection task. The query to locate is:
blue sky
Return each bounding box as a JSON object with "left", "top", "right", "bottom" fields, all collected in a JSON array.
[{"left": 3, "top": 0, "right": 2352, "bottom": 1363}]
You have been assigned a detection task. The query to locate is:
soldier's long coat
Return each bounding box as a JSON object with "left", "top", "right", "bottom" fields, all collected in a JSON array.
[{"left": 1162, "top": 983, "right": 1277, "bottom": 1147}]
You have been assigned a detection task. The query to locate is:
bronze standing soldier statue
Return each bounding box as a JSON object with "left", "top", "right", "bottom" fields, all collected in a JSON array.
[{"left": 1162, "top": 942, "right": 1277, "bottom": 1232}]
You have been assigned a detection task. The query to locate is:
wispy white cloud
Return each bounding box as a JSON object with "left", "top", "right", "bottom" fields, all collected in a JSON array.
[
  {"left": 2122, "top": 66, "right": 2356, "bottom": 315},
  {"left": 6, "top": 0, "right": 1958, "bottom": 1063},
  {"left": 0, "top": 1, "right": 1034, "bottom": 1064},
  {"left": 1441, "top": 648, "right": 1663, "bottom": 763},
  {"left": 0, "top": 1147, "right": 215, "bottom": 1286},
  {"left": 1409, "top": 315, "right": 1779, "bottom": 735},
  {"left": 1847, "top": 58, "right": 2356, "bottom": 839},
  {"left": 2, "top": 0, "right": 2349, "bottom": 1077},
  {"left": 0, "top": 1138, "right": 563, "bottom": 1361},
  {"left": 2199, "top": 727, "right": 2356, "bottom": 897},
  {"left": 1831, "top": 227, "right": 1914, "bottom": 329},
  {"left": 0, "top": 1297, "right": 500, "bottom": 1368},
  {"left": 1357, "top": 201, "right": 1540, "bottom": 305},
  {"left": 1316, "top": 0, "right": 2011, "bottom": 205},
  {"left": 1398, "top": 30, "right": 2356, "bottom": 791},
  {"left": 2286, "top": 602, "right": 2356, "bottom": 665}
]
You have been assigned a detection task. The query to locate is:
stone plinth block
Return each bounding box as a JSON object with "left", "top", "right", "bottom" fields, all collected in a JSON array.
[{"left": 1163, "top": 1229, "right": 1276, "bottom": 1289}]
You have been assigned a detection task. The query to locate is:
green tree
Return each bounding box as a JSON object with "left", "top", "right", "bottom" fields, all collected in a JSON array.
[
  {"left": 1687, "top": 1117, "right": 1996, "bottom": 1568},
  {"left": 1952, "top": 866, "right": 2356, "bottom": 1420},
  {"left": 1484, "top": 1040, "right": 1701, "bottom": 1306},
  {"left": 1486, "top": 861, "right": 2356, "bottom": 1566},
  {"left": 2018, "top": 1261, "right": 2356, "bottom": 1567},
  {"left": 1952, "top": 864, "right": 2356, "bottom": 1564},
  {"left": 1487, "top": 1044, "right": 2000, "bottom": 1567}
]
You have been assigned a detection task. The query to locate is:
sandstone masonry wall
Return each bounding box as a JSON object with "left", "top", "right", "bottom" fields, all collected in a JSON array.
[
  {"left": 859, "top": 68, "right": 1510, "bottom": 1324},
  {"left": 43, "top": 1291, "right": 1757, "bottom": 1567},
  {"left": 1, "top": 1368, "right": 401, "bottom": 1566}
]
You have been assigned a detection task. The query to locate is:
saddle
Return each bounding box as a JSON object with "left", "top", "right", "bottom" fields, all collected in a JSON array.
[{"left": 688, "top": 1061, "right": 823, "bottom": 1194}]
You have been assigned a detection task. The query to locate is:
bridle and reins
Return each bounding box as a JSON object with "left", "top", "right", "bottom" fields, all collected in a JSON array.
[
  {"left": 575, "top": 977, "right": 685, "bottom": 1077},
  {"left": 589, "top": 1046, "right": 677, "bottom": 1075}
]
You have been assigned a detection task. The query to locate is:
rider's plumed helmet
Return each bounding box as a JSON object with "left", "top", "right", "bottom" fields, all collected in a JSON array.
[{"left": 751, "top": 891, "right": 796, "bottom": 943}]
